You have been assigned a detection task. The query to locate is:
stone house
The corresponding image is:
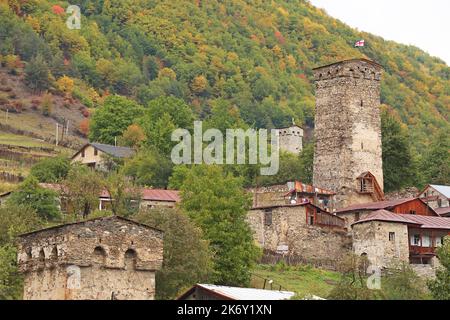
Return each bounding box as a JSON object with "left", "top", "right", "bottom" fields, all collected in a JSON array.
[
  {"left": 17, "top": 216, "right": 163, "bottom": 300},
  {"left": 351, "top": 209, "right": 450, "bottom": 269},
  {"left": 71, "top": 142, "right": 135, "bottom": 171},
  {"left": 275, "top": 124, "right": 303, "bottom": 154},
  {"left": 418, "top": 184, "right": 450, "bottom": 217},
  {"left": 247, "top": 203, "right": 351, "bottom": 266},
  {"left": 313, "top": 59, "right": 384, "bottom": 209},
  {"left": 336, "top": 197, "right": 439, "bottom": 229}
]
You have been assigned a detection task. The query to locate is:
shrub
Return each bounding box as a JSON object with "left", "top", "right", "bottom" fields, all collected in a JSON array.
[{"left": 40, "top": 93, "right": 53, "bottom": 116}]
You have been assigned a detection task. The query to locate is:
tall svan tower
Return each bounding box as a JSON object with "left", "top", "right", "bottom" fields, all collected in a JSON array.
[{"left": 312, "top": 59, "right": 384, "bottom": 209}]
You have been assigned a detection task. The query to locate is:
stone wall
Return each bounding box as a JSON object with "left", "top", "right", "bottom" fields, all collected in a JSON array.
[
  {"left": 247, "top": 184, "right": 289, "bottom": 207},
  {"left": 247, "top": 205, "right": 351, "bottom": 266},
  {"left": 17, "top": 216, "right": 163, "bottom": 300},
  {"left": 312, "top": 59, "right": 383, "bottom": 209},
  {"left": 352, "top": 221, "right": 409, "bottom": 268}
]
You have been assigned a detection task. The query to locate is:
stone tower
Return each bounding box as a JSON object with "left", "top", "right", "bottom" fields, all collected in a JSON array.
[
  {"left": 312, "top": 59, "right": 384, "bottom": 209},
  {"left": 276, "top": 125, "right": 304, "bottom": 154},
  {"left": 17, "top": 216, "right": 163, "bottom": 300}
]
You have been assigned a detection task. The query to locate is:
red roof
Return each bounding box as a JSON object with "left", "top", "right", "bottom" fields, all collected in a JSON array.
[
  {"left": 337, "top": 198, "right": 420, "bottom": 213},
  {"left": 140, "top": 189, "right": 180, "bottom": 202},
  {"left": 435, "top": 207, "right": 450, "bottom": 217},
  {"left": 352, "top": 209, "right": 450, "bottom": 230},
  {"left": 100, "top": 188, "right": 180, "bottom": 202}
]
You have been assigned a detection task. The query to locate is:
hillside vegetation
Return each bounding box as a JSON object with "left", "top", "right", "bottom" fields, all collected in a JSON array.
[{"left": 0, "top": 0, "right": 448, "bottom": 150}]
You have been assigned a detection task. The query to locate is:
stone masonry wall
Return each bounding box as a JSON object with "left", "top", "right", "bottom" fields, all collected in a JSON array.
[
  {"left": 352, "top": 221, "right": 409, "bottom": 268},
  {"left": 313, "top": 59, "right": 383, "bottom": 209},
  {"left": 17, "top": 216, "right": 163, "bottom": 300},
  {"left": 247, "top": 206, "right": 351, "bottom": 265}
]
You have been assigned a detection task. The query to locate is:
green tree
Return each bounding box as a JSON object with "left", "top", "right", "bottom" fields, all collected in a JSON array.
[
  {"left": 29, "top": 156, "right": 70, "bottom": 183},
  {"left": 133, "top": 207, "right": 213, "bottom": 299},
  {"left": 7, "top": 176, "right": 60, "bottom": 221},
  {"left": 382, "top": 262, "right": 428, "bottom": 300},
  {"left": 24, "top": 54, "right": 50, "bottom": 92},
  {"left": 62, "top": 165, "right": 104, "bottom": 218},
  {"left": 421, "top": 131, "right": 450, "bottom": 185},
  {"left": 428, "top": 236, "right": 450, "bottom": 300},
  {"left": 179, "top": 165, "right": 260, "bottom": 286},
  {"left": 89, "top": 95, "right": 144, "bottom": 145},
  {"left": 122, "top": 148, "right": 173, "bottom": 188},
  {"left": 381, "top": 110, "right": 416, "bottom": 192},
  {"left": 104, "top": 172, "right": 140, "bottom": 217}
]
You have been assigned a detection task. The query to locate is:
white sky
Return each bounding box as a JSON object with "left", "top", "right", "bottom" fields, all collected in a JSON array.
[{"left": 309, "top": 0, "right": 450, "bottom": 65}]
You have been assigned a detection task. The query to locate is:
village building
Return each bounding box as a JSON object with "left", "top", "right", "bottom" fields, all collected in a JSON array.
[
  {"left": 99, "top": 188, "right": 180, "bottom": 211},
  {"left": 275, "top": 124, "right": 303, "bottom": 154},
  {"left": 178, "top": 284, "right": 295, "bottom": 300},
  {"left": 283, "top": 181, "right": 336, "bottom": 212},
  {"left": 336, "top": 197, "right": 439, "bottom": 229},
  {"left": 351, "top": 209, "right": 450, "bottom": 275},
  {"left": 71, "top": 142, "right": 134, "bottom": 171},
  {"left": 247, "top": 203, "right": 350, "bottom": 267},
  {"left": 17, "top": 216, "right": 163, "bottom": 300},
  {"left": 312, "top": 59, "right": 384, "bottom": 209},
  {"left": 418, "top": 184, "right": 450, "bottom": 217},
  {"left": 248, "top": 181, "right": 335, "bottom": 212}
]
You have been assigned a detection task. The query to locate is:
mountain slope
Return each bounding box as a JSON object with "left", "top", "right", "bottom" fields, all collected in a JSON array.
[{"left": 0, "top": 0, "right": 448, "bottom": 152}]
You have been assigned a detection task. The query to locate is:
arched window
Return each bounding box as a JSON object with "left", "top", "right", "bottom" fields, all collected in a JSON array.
[
  {"left": 124, "top": 249, "right": 137, "bottom": 270},
  {"left": 39, "top": 248, "right": 45, "bottom": 262},
  {"left": 25, "top": 247, "right": 32, "bottom": 260},
  {"left": 92, "top": 246, "right": 106, "bottom": 265}
]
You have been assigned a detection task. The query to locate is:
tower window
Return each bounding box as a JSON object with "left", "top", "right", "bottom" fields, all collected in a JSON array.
[
  {"left": 361, "top": 142, "right": 364, "bottom": 150},
  {"left": 360, "top": 100, "right": 364, "bottom": 107}
]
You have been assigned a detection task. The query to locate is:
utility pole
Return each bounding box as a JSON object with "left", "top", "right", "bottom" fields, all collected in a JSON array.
[{"left": 55, "top": 123, "right": 59, "bottom": 146}]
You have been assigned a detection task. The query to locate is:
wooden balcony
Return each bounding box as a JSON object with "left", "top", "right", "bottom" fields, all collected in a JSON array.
[{"left": 409, "top": 245, "right": 436, "bottom": 256}]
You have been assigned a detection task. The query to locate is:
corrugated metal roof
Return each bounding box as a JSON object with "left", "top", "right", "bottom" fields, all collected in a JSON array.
[
  {"left": 352, "top": 209, "right": 450, "bottom": 230},
  {"left": 100, "top": 188, "right": 180, "bottom": 202},
  {"left": 90, "top": 143, "right": 135, "bottom": 158},
  {"left": 196, "top": 284, "right": 295, "bottom": 300},
  {"left": 336, "top": 198, "right": 417, "bottom": 213},
  {"left": 429, "top": 185, "right": 450, "bottom": 198},
  {"left": 435, "top": 207, "right": 450, "bottom": 217}
]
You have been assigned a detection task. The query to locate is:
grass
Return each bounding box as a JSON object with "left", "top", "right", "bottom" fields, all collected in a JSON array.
[
  {"left": 251, "top": 263, "right": 341, "bottom": 299},
  {"left": 0, "top": 132, "right": 55, "bottom": 149}
]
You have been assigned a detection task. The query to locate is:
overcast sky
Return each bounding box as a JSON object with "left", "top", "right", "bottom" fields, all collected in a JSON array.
[{"left": 309, "top": 0, "right": 450, "bottom": 65}]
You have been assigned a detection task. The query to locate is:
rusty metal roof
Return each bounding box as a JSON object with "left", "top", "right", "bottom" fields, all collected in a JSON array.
[
  {"left": 284, "top": 181, "right": 335, "bottom": 197},
  {"left": 352, "top": 209, "right": 450, "bottom": 230}
]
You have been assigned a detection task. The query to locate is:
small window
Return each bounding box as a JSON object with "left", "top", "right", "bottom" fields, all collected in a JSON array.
[
  {"left": 412, "top": 234, "right": 420, "bottom": 245},
  {"left": 81, "top": 149, "right": 85, "bottom": 158},
  {"left": 389, "top": 232, "right": 395, "bottom": 241},
  {"left": 409, "top": 210, "right": 416, "bottom": 215},
  {"left": 264, "top": 209, "right": 272, "bottom": 226},
  {"left": 94, "top": 148, "right": 98, "bottom": 156},
  {"left": 361, "top": 142, "right": 364, "bottom": 150},
  {"left": 360, "top": 100, "right": 363, "bottom": 107}
]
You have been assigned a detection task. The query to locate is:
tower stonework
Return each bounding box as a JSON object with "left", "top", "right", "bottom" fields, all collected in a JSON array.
[
  {"left": 276, "top": 125, "right": 304, "bottom": 154},
  {"left": 17, "top": 216, "right": 163, "bottom": 300},
  {"left": 312, "top": 59, "right": 384, "bottom": 209}
]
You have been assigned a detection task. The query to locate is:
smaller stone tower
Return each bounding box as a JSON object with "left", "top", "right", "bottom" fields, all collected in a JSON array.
[
  {"left": 276, "top": 124, "right": 304, "bottom": 154},
  {"left": 17, "top": 216, "right": 163, "bottom": 300}
]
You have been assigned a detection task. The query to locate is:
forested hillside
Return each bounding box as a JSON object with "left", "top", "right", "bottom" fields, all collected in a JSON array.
[{"left": 1, "top": 0, "right": 448, "bottom": 147}]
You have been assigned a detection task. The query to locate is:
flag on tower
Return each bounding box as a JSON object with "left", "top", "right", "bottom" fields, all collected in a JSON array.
[{"left": 355, "top": 39, "right": 365, "bottom": 47}]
